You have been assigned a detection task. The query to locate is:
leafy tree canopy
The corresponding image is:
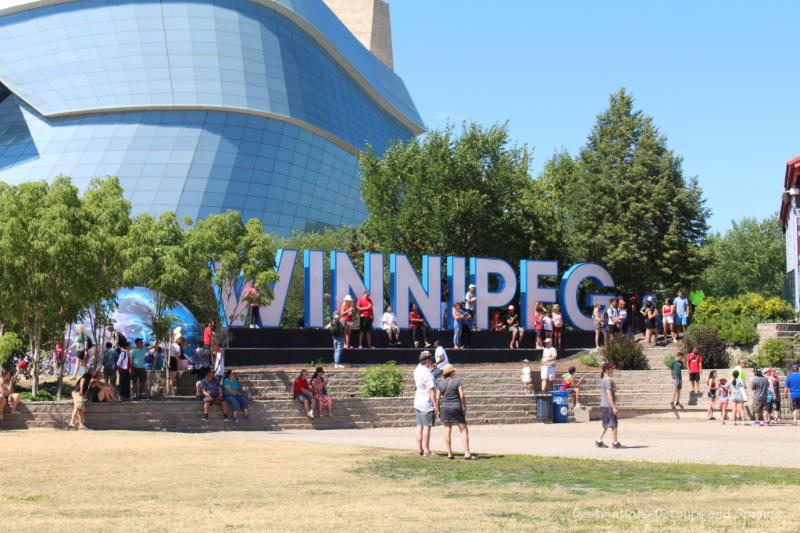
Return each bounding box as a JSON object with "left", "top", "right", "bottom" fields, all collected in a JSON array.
[
  {"left": 540, "top": 89, "right": 709, "bottom": 295},
  {"left": 700, "top": 215, "right": 783, "bottom": 298}
]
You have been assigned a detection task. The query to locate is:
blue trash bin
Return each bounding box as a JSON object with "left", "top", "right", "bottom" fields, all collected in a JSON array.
[{"left": 550, "top": 390, "right": 570, "bottom": 423}]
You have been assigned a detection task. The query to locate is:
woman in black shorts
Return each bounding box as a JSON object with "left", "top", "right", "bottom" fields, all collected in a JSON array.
[{"left": 436, "top": 364, "right": 474, "bottom": 460}]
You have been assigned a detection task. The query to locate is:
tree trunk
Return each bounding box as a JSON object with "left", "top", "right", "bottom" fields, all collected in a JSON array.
[
  {"left": 32, "top": 319, "right": 42, "bottom": 397},
  {"left": 57, "top": 326, "right": 71, "bottom": 400}
]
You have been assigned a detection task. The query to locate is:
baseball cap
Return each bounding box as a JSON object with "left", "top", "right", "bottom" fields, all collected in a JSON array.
[
  {"left": 544, "top": 338, "right": 552, "bottom": 344},
  {"left": 468, "top": 284, "right": 476, "bottom": 289},
  {"left": 508, "top": 305, "right": 514, "bottom": 310},
  {"left": 418, "top": 350, "right": 432, "bottom": 362},
  {"left": 522, "top": 358, "right": 529, "bottom": 363},
  {"left": 793, "top": 364, "right": 799, "bottom": 371},
  {"left": 618, "top": 299, "right": 625, "bottom": 305}
]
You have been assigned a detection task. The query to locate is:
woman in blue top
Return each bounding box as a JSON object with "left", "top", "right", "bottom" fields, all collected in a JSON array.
[{"left": 222, "top": 369, "right": 249, "bottom": 422}]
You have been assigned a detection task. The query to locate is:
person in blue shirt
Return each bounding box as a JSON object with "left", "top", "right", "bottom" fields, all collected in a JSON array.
[
  {"left": 673, "top": 290, "right": 690, "bottom": 341},
  {"left": 784, "top": 364, "right": 800, "bottom": 426}
]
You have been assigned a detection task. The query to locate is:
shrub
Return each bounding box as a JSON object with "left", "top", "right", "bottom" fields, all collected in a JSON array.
[
  {"left": 692, "top": 294, "right": 781, "bottom": 346},
  {"left": 753, "top": 339, "right": 794, "bottom": 370},
  {"left": 578, "top": 352, "right": 600, "bottom": 367},
  {"left": 601, "top": 336, "right": 647, "bottom": 370},
  {"left": 683, "top": 325, "right": 729, "bottom": 368},
  {"left": 794, "top": 331, "right": 800, "bottom": 345},
  {"left": 360, "top": 361, "right": 405, "bottom": 398}
]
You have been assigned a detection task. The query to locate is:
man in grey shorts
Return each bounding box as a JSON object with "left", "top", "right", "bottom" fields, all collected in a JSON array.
[
  {"left": 413, "top": 351, "right": 439, "bottom": 456},
  {"left": 596, "top": 362, "right": 622, "bottom": 448}
]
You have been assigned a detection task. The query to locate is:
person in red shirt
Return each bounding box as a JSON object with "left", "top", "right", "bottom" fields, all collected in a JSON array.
[
  {"left": 409, "top": 303, "right": 431, "bottom": 348},
  {"left": 293, "top": 369, "right": 314, "bottom": 419},
  {"left": 686, "top": 347, "right": 703, "bottom": 393},
  {"left": 203, "top": 320, "right": 215, "bottom": 347},
  {"left": 356, "top": 291, "right": 374, "bottom": 349},
  {"left": 244, "top": 287, "right": 261, "bottom": 328}
]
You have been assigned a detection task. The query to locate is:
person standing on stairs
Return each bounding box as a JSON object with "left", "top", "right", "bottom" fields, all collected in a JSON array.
[{"left": 669, "top": 352, "right": 684, "bottom": 409}]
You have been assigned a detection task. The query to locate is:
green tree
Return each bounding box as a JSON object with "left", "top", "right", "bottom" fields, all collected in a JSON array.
[
  {"left": 122, "top": 212, "right": 191, "bottom": 394},
  {"left": 700, "top": 215, "right": 783, "bottom": 298},
  {"left": 79, "top": 176, "right": 131, "bottom": 360},
  {"left": 277, "top": 226, "right": 375, "bottom": 326},
  {"left": 0, "top": 177, "right": 92, "bottom": 395},
  {"left": 359, "top": 122, "right": 544, "bottom": 264},
  {"left": 544, "top": 89, "right": 709, "bottom": 295},
  {"left": 185, "top": 210, "right": 278, "bottom": 328}
]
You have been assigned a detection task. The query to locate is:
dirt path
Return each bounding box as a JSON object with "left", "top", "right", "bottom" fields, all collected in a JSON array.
[{"left": 211, "top": 419, "right": 800, "bottom": 468}]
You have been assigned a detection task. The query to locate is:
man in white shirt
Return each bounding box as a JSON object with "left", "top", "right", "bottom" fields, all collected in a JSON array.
[
  {"left": 541, "top": 338, "right": 558, "bottom": 392},
  {"left": 465, "top": 284, "right": 477, "bottom": 330},
  {"left": 433, "top": 341, "right": 449, "bottom": 379},
  {"left": 413, "top": 351, "right": 439, "bottom": 456},
  {"left": 381, "top": 305, "right": 400, "bottom": 346}
]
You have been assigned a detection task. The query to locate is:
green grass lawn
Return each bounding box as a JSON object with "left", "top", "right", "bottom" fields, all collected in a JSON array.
[{"left": 358, "top": 454, "right": 799, "bottom": 493}]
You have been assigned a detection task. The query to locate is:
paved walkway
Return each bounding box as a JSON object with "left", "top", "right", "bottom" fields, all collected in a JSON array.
[{"left": 211, "top": 419, "right": 800, "bottom": 468}]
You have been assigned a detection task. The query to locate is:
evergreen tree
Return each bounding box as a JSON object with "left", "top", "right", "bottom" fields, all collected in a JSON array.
[{"left": 544, "top": 89, "right": 709, "bottom": 295}]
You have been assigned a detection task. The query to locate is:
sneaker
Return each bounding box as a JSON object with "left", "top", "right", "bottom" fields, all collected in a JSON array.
[
  {"left": 244, "top": 415, "right": 250, "bottom": 420},
  {"left": 752, "top": 422, "right": 760, "bottom": 426},
  {"left": 595, "top": 440, "right": 608, "bottom": 448},
  {"left": 308, "top": 410, "right": 314, "bottom": 419},
  {"left": 670, "top": 402, "right": 675, "bottom": 408},
  {"left": 575, "top": 403, "right": 584, "bottom": 408},
  {"left": 612, "top": 442, "right": 622, "bottom": 448},
  {"left": 203, "top": 415, "right": 208, "bottom": 422}
]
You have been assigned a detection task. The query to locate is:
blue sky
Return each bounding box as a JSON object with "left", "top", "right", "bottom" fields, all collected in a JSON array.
[{"left": 389, "top": 1, "right": 799, "bottom": 234}]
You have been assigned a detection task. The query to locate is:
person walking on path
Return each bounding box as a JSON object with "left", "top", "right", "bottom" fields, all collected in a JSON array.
[
  {"left": 436, "top": 364, "right": 474, "bottom": 460},
  {"left": 669, "top": 353, "right": 684, "bottom": 408},
  {"left": 718, "top": 377, "right": 730, "bottom": 424},
  {"left": 706, "top": 370, "right": 718, "bottom": 420},
  {"left": 784, "top": 364, "right": 800, "bottom": 425},
  {"left": 730, "top": 370, "right": 747, "bottom": 425},
  {"left": 325, "top": 311, "right": 346, "bottom": 368},
  {"left": 686, "top": 347, "right": 703, "bottom": 394},
  {"left": 750, "top": 368, "right": 770, "bottom": 426},
  {"left": 596, "top": 362, "right": 621, "bottom": 448},
  {"left": 413, "top": 351, "right": 439, "bottom": 456},
  {"left": 540, "top": 338, "right": 557, "bottom": 392}
]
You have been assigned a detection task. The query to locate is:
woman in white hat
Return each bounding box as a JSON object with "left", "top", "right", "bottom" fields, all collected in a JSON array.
[{"left": 340, "top": 295, "right": 355, "bottom": 349}]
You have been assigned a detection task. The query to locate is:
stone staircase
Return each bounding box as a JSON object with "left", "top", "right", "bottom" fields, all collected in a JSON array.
[{"left": 1, "top": 368, "right": 555, "bottom": 431}]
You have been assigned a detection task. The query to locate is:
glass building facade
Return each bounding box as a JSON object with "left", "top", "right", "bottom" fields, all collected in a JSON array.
[{"left": 0, "top": 0, "right": 423, "bottom": 235}]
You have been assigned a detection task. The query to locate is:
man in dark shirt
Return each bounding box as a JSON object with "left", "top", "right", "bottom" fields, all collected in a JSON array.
[
  {"left": 200, "top": 368, "right": 229, "bottom": 422},
  {"left": 750, "top": 368, "right": 770, "bottom": 426}
]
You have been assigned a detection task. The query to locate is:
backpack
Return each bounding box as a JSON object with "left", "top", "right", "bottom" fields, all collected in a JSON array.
[
  {"left": 330, "top": 318, "right": 345, "bottom": 338},
  {"left": 85, "top": 336, "right": 93, "bottom": 350}
]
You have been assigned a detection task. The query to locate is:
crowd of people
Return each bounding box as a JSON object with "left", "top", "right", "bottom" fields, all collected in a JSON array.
[
  {"left": 670, "top": 352, "right": 800, "bottom": 426},
  {"left": 593, "top": 287, "right": 700, "bottom": 349}
]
